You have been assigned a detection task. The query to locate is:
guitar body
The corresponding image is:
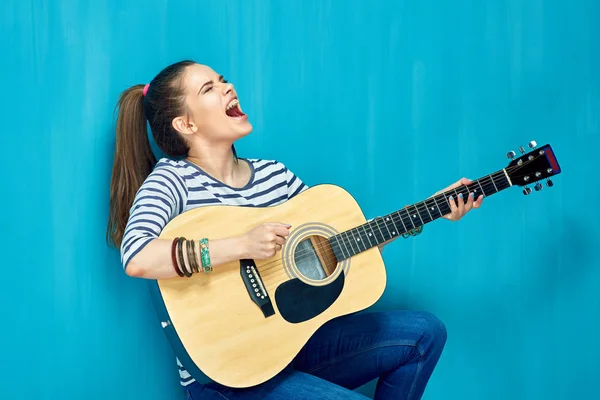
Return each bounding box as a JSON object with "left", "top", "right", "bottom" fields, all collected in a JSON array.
[{"left": 153, "top": 184, "right": 387, "bottom": 388}]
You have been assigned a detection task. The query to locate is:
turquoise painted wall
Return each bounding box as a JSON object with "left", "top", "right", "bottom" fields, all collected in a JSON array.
[{"left": 2, "top": 0, "right": 598, "bottom": 398}]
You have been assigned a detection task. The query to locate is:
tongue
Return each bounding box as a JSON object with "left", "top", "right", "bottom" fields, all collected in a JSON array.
[{"left": 226, "top": 105, "right": 245, "bottom": 118}]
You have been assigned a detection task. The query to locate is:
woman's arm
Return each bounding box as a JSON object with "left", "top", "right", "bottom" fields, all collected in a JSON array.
[
  {"left": 125, "top": 223, "right": 292, "bottom": 280},
  {"left": 125, "top": 236, "right": 245, "bottom": 279}
]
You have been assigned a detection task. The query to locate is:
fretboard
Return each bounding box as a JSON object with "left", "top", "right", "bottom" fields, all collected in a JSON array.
[{"left": 329, "top": 169, "right": 511, "bottom": 261}]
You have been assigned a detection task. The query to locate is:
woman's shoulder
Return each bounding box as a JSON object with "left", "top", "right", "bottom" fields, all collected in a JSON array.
[
  {"left": 154, "top": 157, "right": 189, "bottom": 171},
  {"left": 139, "top": 158, "right": 191, "bottom": 194},
  {"left": 151, "top": 158, "right": 195, "bottom": 181}
]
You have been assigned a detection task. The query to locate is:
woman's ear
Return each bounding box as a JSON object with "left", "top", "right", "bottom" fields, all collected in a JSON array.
[{"left": 172, "top": 116, "right": 197, "bottom": 136}]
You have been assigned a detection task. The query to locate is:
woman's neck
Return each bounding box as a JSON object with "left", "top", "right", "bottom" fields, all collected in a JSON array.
[{"left": 186, "top": 145, "right": 244, "bottom": 187}]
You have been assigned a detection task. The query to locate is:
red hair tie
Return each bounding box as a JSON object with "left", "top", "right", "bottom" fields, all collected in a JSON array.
[{"left": 143, "top": 84, "right": 150, "bottom": 96}]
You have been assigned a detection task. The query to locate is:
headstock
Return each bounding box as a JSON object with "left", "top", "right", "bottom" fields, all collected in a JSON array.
[{"left": 505, "top": 141, "right": 561, "bottom": 195}]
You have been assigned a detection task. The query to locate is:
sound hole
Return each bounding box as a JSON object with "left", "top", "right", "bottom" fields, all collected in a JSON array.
[{"left": 293, "top": 235, "right": 338, "bottom": 281}]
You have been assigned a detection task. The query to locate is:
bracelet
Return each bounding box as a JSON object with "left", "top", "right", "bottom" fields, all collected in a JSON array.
[
  {"left": 187, "top": 239, "right": 200, "bottom": 274},
  {"left": 170, "top": 237, "right": 184, "bottom": 277},
  {"left": 199, "top": 238, "right": 212, "bottom": 274},
  {"left": 177, "top": 237, "right": 193, "bottom": 277},
  {"left": 402, "top": 225, "right": 424, "bottom": 239}
]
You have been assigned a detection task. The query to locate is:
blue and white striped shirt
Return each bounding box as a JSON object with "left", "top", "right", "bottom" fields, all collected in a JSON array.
[{"left": 120, "top": 156, "right": 307, "bottom": 386}]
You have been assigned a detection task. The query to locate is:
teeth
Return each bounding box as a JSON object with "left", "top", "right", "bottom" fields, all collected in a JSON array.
[{"left": 226, "top": 99, "right": 239, "bottom": 110}]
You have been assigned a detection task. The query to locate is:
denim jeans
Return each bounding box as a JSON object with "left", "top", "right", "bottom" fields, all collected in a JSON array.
[{"left": 185, "top": 310, "right": 447, "bottom": 400}]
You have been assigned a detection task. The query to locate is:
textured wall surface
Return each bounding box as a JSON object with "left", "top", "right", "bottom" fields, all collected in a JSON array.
[{"left": 1, "top": 0, "right": 598, "bottom": 398}]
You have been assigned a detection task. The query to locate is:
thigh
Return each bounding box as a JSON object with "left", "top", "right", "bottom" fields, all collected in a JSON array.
[
  {"left": 185, "top": 368, "right": 370, "bottom": 400},
  {"left": 292, "top": 310, "right": 445, "bottom": 389}
]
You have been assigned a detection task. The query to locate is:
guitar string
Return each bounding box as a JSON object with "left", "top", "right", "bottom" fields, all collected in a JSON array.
[
  {"left": 254, "top": 155, "right": 541, "bottom": 272},
  {"left": 256, "top": 175, "right": 502, "bottom": 276},
  {"left": 253, "top": 156, "right": 546, "bottom": 275},
  {"left": 254, "top": 156, "right": 543, "bottom": 275}
]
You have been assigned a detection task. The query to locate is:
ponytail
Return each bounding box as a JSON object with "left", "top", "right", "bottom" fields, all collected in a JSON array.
[{"left": 106, "top": 84, "right": 157, "bottom": 248}]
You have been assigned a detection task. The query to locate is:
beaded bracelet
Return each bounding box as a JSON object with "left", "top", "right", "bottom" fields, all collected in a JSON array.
[
  {"left": 402, "top": 225, "right": 424, "bottom": 239},
  {"left": 199, "top": 238, "right": 212, "bottom": 274}
]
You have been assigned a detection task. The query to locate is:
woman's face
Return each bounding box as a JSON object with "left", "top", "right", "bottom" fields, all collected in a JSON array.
[{"left": 177, "top": 63, "right": 252, "bottom": 143}]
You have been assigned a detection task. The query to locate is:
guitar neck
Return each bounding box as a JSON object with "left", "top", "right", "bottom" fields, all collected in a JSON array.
[{"left": 329, "top": 168, "right": 512, "bottom": 261}]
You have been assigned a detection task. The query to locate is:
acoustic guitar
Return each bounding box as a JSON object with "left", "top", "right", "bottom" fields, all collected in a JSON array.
[{"left": 149, "top": 141, "right": 561, "bottom": 388}]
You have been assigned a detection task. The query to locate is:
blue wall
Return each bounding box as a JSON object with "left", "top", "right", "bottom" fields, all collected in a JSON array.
[{"left": 2, "top": 0, "right": 598, "bottom": 398}]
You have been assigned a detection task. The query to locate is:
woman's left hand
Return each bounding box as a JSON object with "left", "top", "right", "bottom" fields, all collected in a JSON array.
[{"left": 436, "top": 177, "right": 484, "bottom": 221}]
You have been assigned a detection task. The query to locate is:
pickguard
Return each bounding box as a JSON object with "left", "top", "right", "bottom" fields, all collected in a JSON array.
[{"left": 274, "top": 272, "right": 345, "bottom": 324}]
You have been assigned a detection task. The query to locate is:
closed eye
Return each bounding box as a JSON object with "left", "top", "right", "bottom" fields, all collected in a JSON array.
[{"left": 199, "top": 76, "right": 227, "bottom": 94}]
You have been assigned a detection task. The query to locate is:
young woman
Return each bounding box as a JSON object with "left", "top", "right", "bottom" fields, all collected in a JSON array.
[{"left": 107, "top": 60, "right": 483, "bottom": 400}]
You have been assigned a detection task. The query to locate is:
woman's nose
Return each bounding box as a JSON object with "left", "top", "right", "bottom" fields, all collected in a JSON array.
[{"left": 222, "top": 82, "right": 234, "bottom": 95}]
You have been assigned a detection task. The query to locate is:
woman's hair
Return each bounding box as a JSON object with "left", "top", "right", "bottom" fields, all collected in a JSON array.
[{"left": 106, "top": 60, "right": 236, "bottom": 248}]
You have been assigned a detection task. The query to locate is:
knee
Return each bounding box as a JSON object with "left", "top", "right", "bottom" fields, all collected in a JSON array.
[{"left": 414, "top": 311, "right": 447, "bottom": 351}]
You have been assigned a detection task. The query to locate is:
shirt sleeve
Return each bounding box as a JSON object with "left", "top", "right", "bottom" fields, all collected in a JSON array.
[
  {"left": 284, "top": 165, "right": 308, "bottom": 199},
  {"left": 120, "top": 165, "right": 188, "bottom": 270}
]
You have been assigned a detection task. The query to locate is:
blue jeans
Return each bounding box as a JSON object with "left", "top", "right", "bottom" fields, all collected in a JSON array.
[{"left": 185, "top": 310, "right": 447, "bottom": 400}]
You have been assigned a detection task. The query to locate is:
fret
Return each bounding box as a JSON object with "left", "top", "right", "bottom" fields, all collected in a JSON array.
[
  {"left": 424, "top": 198, "right": 439, "bottom": 219},
  {"left": 366, "top": 220, "right": 384, "bottom": 244},
  {"left": 373, "top": 218, "right": 386, "bottom": 244},
  {"left": 361, "top": 224, "right": 374, "bottom": 248},
  {"left": 424, "top": 200, "right": 434, "bottom": 221},
  {"left": 417, "top": 202, "right": 432, "bottom": 223},
  {"left": 344, "top": 230, "right": 359, "bottom": 255},
  {"left": 386, "top": 214, "right": 401, "bottom": 237},
  {"left": 453, "top": 188, "right": 460, "bottom": 199},
  {"left": 356, "top": 227, "right": 369, "bottom": 251},
  {"left": 443, "top": 193, "right": 453, "bottom": 215},
  {"left": 453, "top": 188, "right": 470, "bottom": 205},
  {"left": 493, "top": 171, "right": 510, "bottom": 190},
  {"left": 400, "top": 207, "right": 412, "bottom": 232},
  {"left": 411, "top": 204, "right": 425, "bottom": 226},
  {"left": 475, "top": 179, "right": 485, "bottom": 198},
  {"left": 395, "top": 210, "right": 409, "bottom": 232},
  {"left": 481, "top": 177, "right": 495, "bottom": 197},
  {"left": 489, "top": 174, "right": 499, "bottom": 192},
  {"left": 332, "top": 236, "right": 346, "bottom": 260},
  {"left": 405, "top": 208, "right": 417, "bottom": 229},
  {"left": 380, "top": 216, "right": 393, "bottom": 239},
  {"left": 432, "top": 195, "right": 443, "bottom": 217},
  {"left": 353, "top": 229, "right": 366, "bottom": 253},
  {"left": 386, "top": 215, "right": 400, "bottom": 238},
  {"left": 340, "top": 231, "right": 352, "bottom": 257},
  {"left": 347, "top": 228, "right": 363, "bottom": 253}
]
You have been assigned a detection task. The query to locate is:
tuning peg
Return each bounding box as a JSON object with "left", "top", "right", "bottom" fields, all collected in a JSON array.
[
  {"left": 519, "top": 146, "right": 526, "bottom": 154},
  {"left": 506, "top": 151, "right": 516, "bottom": 160},
  {"left": 546, "top": 178, "right": 554, "bottom": 187},
  {"left": 528, "top": 140, "right": 537, "bottom": 150},
  {"left": 523, "top": 186, "right": 532, "bottom": 195},
  {"left": 534, "top": 182, "right": 543, "bottom": 191}
]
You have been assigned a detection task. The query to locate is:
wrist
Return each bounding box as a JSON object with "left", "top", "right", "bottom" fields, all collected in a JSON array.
[{"left": 233, "top": 235, "right": 249, "bottom": 259}]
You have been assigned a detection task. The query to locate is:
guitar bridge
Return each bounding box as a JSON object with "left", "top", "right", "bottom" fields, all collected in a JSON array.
[{"left": 240, "top": 259, "right": 275, "bottom": 318}]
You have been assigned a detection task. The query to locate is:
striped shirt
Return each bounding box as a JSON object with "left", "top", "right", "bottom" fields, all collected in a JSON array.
[{"left": 120, "top": 156, "right": 308, "bottom": 386}]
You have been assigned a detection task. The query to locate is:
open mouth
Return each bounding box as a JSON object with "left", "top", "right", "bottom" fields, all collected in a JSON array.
[{"left": 225, "top": 99, "right": 246, "bottom": 118}]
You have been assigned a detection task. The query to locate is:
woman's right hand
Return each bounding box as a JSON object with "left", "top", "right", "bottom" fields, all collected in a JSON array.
[{"left": 238, "top": 223, "right": 291, "bottom": 259}]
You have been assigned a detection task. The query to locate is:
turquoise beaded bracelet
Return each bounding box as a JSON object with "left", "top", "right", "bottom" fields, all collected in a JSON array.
[
  {"left": 402, "top": 225, "right": 424, "bottom": 239},
  {"left": 199, "top": 238, "right": 212, "bottom": 273}
]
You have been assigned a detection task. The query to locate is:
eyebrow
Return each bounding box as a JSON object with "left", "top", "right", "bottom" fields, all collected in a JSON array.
[{"left": 198, "top": 75, "right": 224, "bottom": 94}]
